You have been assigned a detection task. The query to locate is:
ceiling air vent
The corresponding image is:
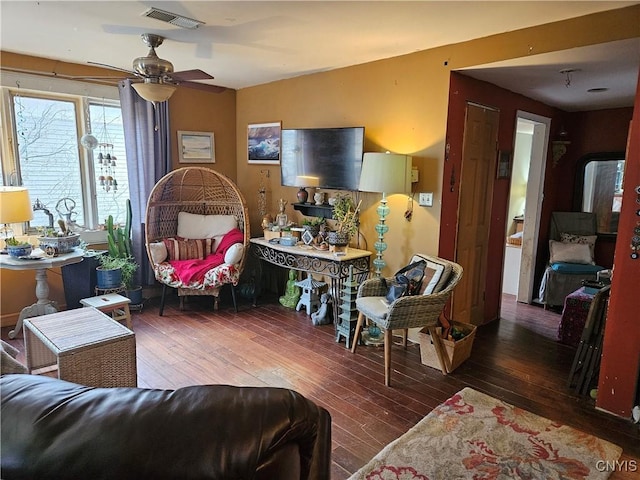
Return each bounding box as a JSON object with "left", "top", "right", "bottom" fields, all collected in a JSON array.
[{"left": 142, "top": 7, "right": 204, "bottom": 29}]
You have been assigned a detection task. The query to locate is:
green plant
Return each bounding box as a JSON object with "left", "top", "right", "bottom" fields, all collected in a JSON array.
[
  {"left": 101, "top": 199, "right": 139, "bottom": 289},
  {"left": 97, "top": 254, "right": 139, "bottom": 290},
  {"left": 302, "top": 217, "right": 325, "bottom": 227},
  {"left": 331, "top": 194, "right": 361, "bottom": 239},
  {"left": 5, "top": 237, "right": 30, "bottom": 247}
]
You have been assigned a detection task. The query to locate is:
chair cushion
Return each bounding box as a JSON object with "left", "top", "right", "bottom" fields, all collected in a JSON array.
[
  {"left": 163, "top": 237, "right": 214, "bottom": 261},
  {"left": 356, "top": 297, "right": 390, "bottom": 322},
  {"left": 178, "top": 212, "right": 238, "bottom": 240},
  {"left": 549, "top": 240, "right": 593, "bottom": 265},
  {"left": 550, "top": 262, "right": 603, "bottom": 274},
  {"left": 411, "top": 254, "right": 452, "bottom": 294}
]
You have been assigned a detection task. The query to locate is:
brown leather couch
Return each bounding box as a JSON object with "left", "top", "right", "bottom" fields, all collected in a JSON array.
[{"left": 0, "top": 374, "right": 331, "bottom": 480}]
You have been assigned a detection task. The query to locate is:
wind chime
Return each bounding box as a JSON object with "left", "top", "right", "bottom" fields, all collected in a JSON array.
[
  {"left": 96, "top": 103, "right": 118, "bottom": 193},
  {"left": 80, "top": 101, "right": 118, "bottom": 193}
]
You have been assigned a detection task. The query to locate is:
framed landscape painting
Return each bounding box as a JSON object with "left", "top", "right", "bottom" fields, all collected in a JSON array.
[
  {"left": 178, "top": 131, "right": 215, "bottom": 163},
  {"left": 247, "top": 122, "right": 281, "bottom": 164}
]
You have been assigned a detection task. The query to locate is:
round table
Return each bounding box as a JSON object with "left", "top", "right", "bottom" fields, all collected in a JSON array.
[{"left": 0, "top": 248, "right": 84, "bottom": 338}]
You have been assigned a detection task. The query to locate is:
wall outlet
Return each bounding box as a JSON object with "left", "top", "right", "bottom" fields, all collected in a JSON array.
[
  {"left": 411, "top": 167, "right": 419, "bottom": 183},
  {"left": 418, "top": 192, "right": 433, "bottom": 207}
]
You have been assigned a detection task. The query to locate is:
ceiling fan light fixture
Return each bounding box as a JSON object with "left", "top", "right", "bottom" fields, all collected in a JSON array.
[{"left": 132, "top": 82, "right": 177, "bottom": 103}]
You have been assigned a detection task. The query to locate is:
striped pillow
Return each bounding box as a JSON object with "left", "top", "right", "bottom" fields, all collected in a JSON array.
[{"left": 163, "top": 237, "right": 214, "bottom": 261}]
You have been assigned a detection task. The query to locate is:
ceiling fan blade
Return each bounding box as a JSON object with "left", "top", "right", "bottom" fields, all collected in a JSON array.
[
  {"left": 171, "top": 69, "right": 215, "bottom": 81},
  {"left": 88, "top": 61, "right": 140, "bottom": 77},
  {"left": 178, "top": 80, "right": 227, "bottom": 94}
]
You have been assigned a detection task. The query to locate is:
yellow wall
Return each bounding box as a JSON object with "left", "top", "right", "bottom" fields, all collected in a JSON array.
[{"left": 236, "top": 5, "right": 640, "bottom": 276}]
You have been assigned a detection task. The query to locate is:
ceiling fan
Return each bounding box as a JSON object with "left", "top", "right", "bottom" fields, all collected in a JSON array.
[{"left": 85, "top": 33, "right": 226, "bottom": 102}]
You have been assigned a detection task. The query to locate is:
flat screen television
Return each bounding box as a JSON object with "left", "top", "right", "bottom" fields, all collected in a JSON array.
[{"left": 280, "top": 126, "right": 364, "bottom": 191}]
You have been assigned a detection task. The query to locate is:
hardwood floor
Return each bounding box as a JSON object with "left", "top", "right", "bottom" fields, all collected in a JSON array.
[{"left": 3, "top": 292, "right": 639, "bottom": 479}]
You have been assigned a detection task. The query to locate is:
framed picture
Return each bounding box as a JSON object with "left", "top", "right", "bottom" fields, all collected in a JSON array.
[
  {"left": 178, "top": 131, "right": 215, "bottom": 163},
  {"left": 247, "top": 122, "right": 281, "bottom": 164},
  {"left": 497, "top": 150, "right": 511, "bottom": 179}
]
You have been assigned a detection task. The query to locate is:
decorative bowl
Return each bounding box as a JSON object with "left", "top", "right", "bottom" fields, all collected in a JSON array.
[
  {"left": 38, "top": 233, "right": 80, "bottom": 255},
  {"left": 7, "top": 244, "right": 32, "bottom": 258}
]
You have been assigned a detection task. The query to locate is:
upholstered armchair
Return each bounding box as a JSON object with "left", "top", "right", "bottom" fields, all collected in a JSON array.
[
  {"left": 538, "top": 212, "right": 604, "bottom": 308},
  {"left": 351, "top": 254, "right": 463, "bottom": 386}
]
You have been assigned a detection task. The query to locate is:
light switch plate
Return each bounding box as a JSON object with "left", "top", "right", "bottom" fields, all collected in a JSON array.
[{"left": 418, "top": 192, "right": 433, "bottom": 207}]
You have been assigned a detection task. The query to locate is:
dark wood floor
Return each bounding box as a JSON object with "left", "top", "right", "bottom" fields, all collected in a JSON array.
[{"left": 3, "top": 292, "right": 639, "bottom": 479}]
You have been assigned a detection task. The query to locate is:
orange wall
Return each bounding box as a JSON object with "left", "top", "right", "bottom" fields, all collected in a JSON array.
[{"left": 597, "top": 69, "right": 640, "bottom": 417}]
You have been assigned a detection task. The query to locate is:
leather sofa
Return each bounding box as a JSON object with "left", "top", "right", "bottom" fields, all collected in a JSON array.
[{"left": 0, "top": 374, "right": 331, "bottom": 480}]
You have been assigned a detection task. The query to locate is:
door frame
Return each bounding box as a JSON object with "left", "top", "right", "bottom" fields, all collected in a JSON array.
[{"left": 513, "top": 110, "right": 550, "bottom": 304}]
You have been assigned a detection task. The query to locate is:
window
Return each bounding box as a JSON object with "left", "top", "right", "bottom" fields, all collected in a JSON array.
[{"left": 2, "top": 89, "right": 128, "bottom": 231}]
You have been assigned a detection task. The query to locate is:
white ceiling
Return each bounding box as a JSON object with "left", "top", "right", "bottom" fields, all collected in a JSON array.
[{"left": 1, "top": 1, "right": 639, "bottom": 111}]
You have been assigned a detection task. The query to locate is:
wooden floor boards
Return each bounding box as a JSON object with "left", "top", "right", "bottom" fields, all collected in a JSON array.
[{"left": 3, "top": 292, "right": 638, "bottom": 479}]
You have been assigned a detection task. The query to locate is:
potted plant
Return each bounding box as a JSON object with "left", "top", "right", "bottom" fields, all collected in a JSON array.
[
  {"left": 5, "top": 237, "right": 32, "bottom": 258},
  {"left": 327, "top": 194, "right": 361, "bottom": 247},
  {"left": 37, "top": 220, "right": 81, "bottom": 255},
  {"left": 97, "top": 200, "right": 142, "bottom": 305},
  {"left": 301, "top": 217, "right": 325, "bottom": 238}
]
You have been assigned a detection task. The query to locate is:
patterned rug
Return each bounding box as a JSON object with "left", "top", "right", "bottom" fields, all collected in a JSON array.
[{"left": 348, "top": 387, "right": 622, "bottom": 480}]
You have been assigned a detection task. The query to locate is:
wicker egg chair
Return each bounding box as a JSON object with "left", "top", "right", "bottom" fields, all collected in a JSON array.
[{"left": 145, "top": 167, "right": 250, "bottom": 315}]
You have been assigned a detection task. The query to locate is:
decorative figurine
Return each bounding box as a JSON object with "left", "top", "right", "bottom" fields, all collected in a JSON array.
[
  {"left": 276, "top": 198, "right": 288, "bottom": 227},
  {"left": 278, "top": 269, "right": 300, "bottom": 308},
  {"left": 311, "top": 293, "right": 332, "bottom": 326}
]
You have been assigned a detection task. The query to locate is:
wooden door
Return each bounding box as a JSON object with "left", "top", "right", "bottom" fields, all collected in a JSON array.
[{"left": 453, "top": 103, "right": 499, "bottom": 325}]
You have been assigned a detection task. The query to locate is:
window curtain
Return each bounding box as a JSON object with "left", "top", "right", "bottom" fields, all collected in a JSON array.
[{"left": 118, "top": 79, "right": 171, "bottom": 286}]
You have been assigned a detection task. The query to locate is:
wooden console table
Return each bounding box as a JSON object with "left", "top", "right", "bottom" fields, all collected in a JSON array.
[{"left": 250, "top": 237, "right": 372, "bottom": 341}]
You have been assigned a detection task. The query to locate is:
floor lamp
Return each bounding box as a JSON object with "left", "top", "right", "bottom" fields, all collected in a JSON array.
[{"left": 359, "top": 152, "right": 412, "bottom": 277}]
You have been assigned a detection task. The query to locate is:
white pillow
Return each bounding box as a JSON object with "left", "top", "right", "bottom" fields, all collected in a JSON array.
[
  {"left": 149, "top": 241, "right": 168, "bottom": 265},
  {"left": 177, "top": 212, "right": 238, "bottom": 239},
  {"left": 560, "top": 233, "right": 597, "bottom": 261},
  {"left": 224, "top": 243, "right": 244, "bottom": 265},
  {"left": 549, "top": 240, "right": 593, "bottom": 265}
]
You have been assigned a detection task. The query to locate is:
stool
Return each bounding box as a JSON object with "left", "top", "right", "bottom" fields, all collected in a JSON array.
[
  {"left": 294, "top": 274, "right": 327, "bottom": 316},
  {"left": 24, "top": 308, "right": 136, "bottom": 387},
  {"left": 80, "top": 293, "right": 132, "bottom": 330}
]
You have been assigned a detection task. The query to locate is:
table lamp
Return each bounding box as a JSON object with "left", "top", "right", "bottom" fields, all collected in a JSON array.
[
  {"left": 0, "top": 186, "right": 33, "bottom": 240},
  {"left": 295, "top": 175, "right": 320, "bottom": 203},
  {"left": 359, "top": 152, "right": 412, "bottom": 277}
]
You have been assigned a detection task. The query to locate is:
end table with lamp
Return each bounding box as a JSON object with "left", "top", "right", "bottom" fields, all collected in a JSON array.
[{"left": 0, "top": 249, "right": 84, "bottom": 338}]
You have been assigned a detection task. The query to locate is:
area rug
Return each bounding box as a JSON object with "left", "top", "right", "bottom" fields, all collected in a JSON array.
[{"left": 348, "top": 387, "right": 622, "bottom": 480}]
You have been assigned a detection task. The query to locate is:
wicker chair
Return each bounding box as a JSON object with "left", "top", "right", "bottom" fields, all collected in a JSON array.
[
  {"left": 351, "top": 254, "right": 463, "bottom": 386},
  {"left": 145, "top": 167, "right": 250, "bottom": 315}
]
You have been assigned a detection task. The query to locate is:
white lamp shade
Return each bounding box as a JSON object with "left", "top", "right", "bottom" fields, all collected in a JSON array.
[
  {"left": 359, "top": 152, "right": 412, "bottom": 193},
  {"left": 295, "top": 175, "right": 320, "bottom": 188},
  {"left": 0, "top": 187, "right": 33, "bottom": 223},
  {"left": 131, "top": 82, "right": 177, "bottom": 103}
]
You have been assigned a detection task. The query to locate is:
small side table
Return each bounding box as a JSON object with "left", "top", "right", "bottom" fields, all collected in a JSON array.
[
  {"left": 23, "top": 308, "right": 137, "bottom": 387},
  {"left": 558, "top": 286, "right": 600, "bottom": 346},
  {"left": 80, "top": 293, "right": 132, "bottom": 330}
]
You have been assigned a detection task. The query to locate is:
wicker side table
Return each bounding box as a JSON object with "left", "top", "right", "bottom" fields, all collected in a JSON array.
[{"left": 23, "top": 308, "right": 137, "bottom": 387}]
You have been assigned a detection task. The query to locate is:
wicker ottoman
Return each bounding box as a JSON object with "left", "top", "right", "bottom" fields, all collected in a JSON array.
[{"left": 23, "top": 308, "right": 137, "bottom": 387}]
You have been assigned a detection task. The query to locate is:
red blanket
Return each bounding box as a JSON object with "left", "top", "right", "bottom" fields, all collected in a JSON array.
[{"left": 169, "top": 229, "right": 244, "bottom": 285}]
